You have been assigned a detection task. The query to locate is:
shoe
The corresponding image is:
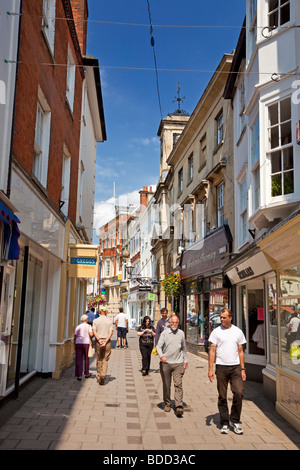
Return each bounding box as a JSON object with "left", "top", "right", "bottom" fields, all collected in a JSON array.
[
  {"left": 164, "top": 405, "right": 171, "bottom": 412},
  {"left": 116, "top": 345, "right": 120, "bottom": 349},
  {"left": 99, "top": 377, "right": 105, "bottom": 385},
  {"left": 76, "top": 377, "right": 82, "bottom": 381},
  {"left": 142, "top": 370, "right": 147, "bottom": 376},
  {"left": 85, "top": 374, "right": 91, "bottom": 378},
  {"left": 220, "top": 425, "right": 229, "bottom": 434},
  {"left": 176, "top": 406, "right": 183, "bottom": 417},
  {"left": 230, "top": 422, "right": 243, "bottom": 434}
]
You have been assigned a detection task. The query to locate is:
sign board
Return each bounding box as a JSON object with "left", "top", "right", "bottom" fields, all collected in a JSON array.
[
  {"left": 226, "top": 252, "right": 272, "bottom": 284},
  {"left": 69, "top": 244, "right": 98, "bottom": 278}
]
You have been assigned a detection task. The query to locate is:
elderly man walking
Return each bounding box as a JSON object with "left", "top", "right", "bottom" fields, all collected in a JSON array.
[
  {"left": 157, "top": 315, "right": 188, "bottom": 417},
  {"left": 92, "top": 306, "right": 113, "bottom": 385}
]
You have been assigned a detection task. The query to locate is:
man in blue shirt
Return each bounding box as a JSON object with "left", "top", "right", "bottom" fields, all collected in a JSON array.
[{"left": 87, "top": 307, "right": 96, "bottom": 325}]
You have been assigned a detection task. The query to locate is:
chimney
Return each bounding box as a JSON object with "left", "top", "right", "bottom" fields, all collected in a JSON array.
[
  {"left": 70, "top": 0, "right": 88, "bottom": 56},
  {"left": 139, "top": 186, "right": 154, "bottom": 212}
]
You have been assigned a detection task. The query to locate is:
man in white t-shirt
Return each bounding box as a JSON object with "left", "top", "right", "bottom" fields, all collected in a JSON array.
[
  {"left": 115, "top": 307, "right": 129, "bottom": 349},
  {"left": 208, "top": 308, "right": 247, "bottom": 435}
]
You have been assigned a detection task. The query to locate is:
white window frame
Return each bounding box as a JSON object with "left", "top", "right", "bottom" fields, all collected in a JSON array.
[
  {"left": 178, "top": 168, "right": 183, "bottom": 194},
  {"left": 42, "top": 0, "right": 56, "bottom": 55},
  {"left": 251, "top": 115, "right": 260, "bottom": 211},
  {"left": 66, "top": 44, "right": 76, "bottom": 113},
  {"left": 239, "top": 176, "right": 248, "bottom": 245},
  {"left": 267, "top": 97, "right": 294, "bottom": 198},
  {"left": 33, "top": 87, "right": 51, "bottom": 188},
  {"left": 216, "top": 183, "right": 224, "bottom": 227},
  {"left": 216, "top": 110, "right": 224, "bottom": 146},
  {"left": 60, "top": 145, "right": 71, "bottom": 216},
  {"left": 188, "top": 153, "right": 193, "bottom": 182},
  {"left": 268, "top": 0, "right": 290, "bottom": 29}
]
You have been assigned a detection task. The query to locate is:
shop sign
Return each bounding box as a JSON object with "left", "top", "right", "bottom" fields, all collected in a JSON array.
[
  {"left": 226, "top": 252, "right": 272, "bottom": 284},
  {"left": 69, "top": 244, "right": 98, "bottom": 278},
  {"left": 180, "top": 227, "right": 231, "bottom": 280}
]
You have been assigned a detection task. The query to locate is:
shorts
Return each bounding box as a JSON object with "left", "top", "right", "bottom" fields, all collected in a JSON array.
[{"left": 117, "top": 327, "right": 127, "bottom": 339}]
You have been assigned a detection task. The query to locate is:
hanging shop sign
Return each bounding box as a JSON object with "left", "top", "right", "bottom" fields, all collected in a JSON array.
[
  {"left": 69, "top": 244, "right": 98, "bottom": 278},
  {"left": 226, "top": 251, "right": 272, "bottom": 284},
  {"left": 180, "top": 226, "right": 231, "bottom": 280},
  {"left": 0, "top": 197, "right": 20, "bottom": 263}
]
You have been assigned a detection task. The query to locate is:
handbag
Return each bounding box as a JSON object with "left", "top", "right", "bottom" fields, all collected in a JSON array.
[{"left": 88, "top": 342, "right": 95, "bottom": 358}]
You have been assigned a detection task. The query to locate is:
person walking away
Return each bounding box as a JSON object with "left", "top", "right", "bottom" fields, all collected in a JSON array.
[
  {"left": 287, "top": 311, "right": 300, "bottom": 350},
  {"left": 157, "top": 315, "right": 188, "bottom": 417},
  {"left": 92, "top": 306, "right": 113, "bottom": 385},
  {"left": 208, "top": 307, "right": 247, "bottom": 435},
  {"left": 87, "top": 307, "right": 96, "bottom": 325},
  {"left": 74, "top": 314, "right": 93, "bottom": 380},
  {"left": 115, "top": 307, "right": 129, "bottom": 348},
  {"left": 155, "top": 308, "right": 170, "bottom": 346},
  {"left": 137, "top": 316, "right": 156, "bottom": 375}
]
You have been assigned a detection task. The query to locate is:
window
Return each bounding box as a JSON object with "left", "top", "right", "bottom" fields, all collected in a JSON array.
[
  {"left": 60, "top": 147, "right": 71, "bottom": 216},
  {"left": 42, "top": 0, "right": 56, "bottom": 54},
  {"left": 173, "top": 133, "right": 180, "bottom": 148},
  {"left": 79, "top": 161, "right": 84, "bottom": 219},
  {"left": 240, "top": 177, "right": 248, "bottom": 244},
  {"left": 216, "top": 111, "right": 223, "bottom": 146},
  {"left": 178, "top": 168, "right": 183, "bottom": 194},
  {"left": 195, "top": 198, "right": 207, "bottom": 238},
  {"left": 268, "top": 97, "right": 293, "bottom": 197},
  {"left": 268, "top": 0, "right": 290, "bottom": 29},
  {"left": 251, "top": 116, "right": 260, "bottom": 210},
  {"left": 199, "top": 134, "right": 206, "bottom": 168},
  {"left": 33, "top": 89, "right": 51, "bottom": 187},
  {"left": 188, "top": 153, "right": 193, "bottom": 182},
  {"left": 106, "top": 260, "right": 110, "bottom": 277},
  {"left": 239, "top": 79, "right": 246, "bottom": 136},
  {"left": 217, "top": 183, "right": 224, "bottom": 227},
  {"left": 66, "top": 44, "right": 76, "bottom": 112}
]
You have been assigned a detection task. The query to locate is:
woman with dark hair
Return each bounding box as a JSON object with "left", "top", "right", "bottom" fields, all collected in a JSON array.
[{"left": 137, "top": 316, "right": 156, "bottom": 376}]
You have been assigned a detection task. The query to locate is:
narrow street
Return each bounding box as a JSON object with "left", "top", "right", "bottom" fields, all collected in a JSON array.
[{"left": 0, "top": 330, "right": 299, "bottom": 451}]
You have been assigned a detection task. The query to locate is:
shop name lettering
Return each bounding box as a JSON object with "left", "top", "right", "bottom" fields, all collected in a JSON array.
[
  {"left": 235, "top": 266, "right": 254, "bottom": 279},
  {"left": 70, "top": 257, "right": 96, "bottom": 265}
]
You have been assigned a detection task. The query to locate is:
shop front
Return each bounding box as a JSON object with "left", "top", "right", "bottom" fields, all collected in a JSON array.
[
  {"left": 225, "top": 248, "right": 276, "bottom": 397},
  {"left": 258, "top": 211, "right": 300, "bottom": 432},
  {"left": 180, "top": 226, "right": 232, "bottom": 355}
]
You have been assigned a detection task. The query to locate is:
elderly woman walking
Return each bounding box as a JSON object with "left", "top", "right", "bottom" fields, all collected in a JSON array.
[{"left": 74, "top": 314, "right": 93, "bottom": 381}]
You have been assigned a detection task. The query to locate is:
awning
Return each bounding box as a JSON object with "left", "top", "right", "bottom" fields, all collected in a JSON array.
[{"left": 0, "top": 200, "right": 21, "bottom": 261}]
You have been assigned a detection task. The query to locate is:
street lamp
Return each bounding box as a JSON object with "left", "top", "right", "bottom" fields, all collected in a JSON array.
[{"left": 125, "top": 261, "right": 134, "bottom": 279}]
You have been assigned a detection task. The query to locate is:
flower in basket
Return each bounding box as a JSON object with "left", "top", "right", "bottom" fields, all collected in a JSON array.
[
  {"left": 161, "top": 272, "right": 181, "bottom": 298},
  {"left": 88, "top": 294, "right": 107, "bottom": 309}
]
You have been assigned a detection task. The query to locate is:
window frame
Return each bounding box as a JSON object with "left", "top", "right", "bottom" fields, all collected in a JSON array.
[{"left": 33, "top": 89, "right": 51, "bottom": 188}]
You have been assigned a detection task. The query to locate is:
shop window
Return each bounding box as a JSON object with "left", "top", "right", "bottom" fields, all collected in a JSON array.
[
  {"left": 268, "top": 279, "right": 278, "bottom": 366},
  {"left": 240, "top": 285, "right": 265, "bottom": 356},
  {"left": 279, "top": 265, "right": 300, "bottom": 374}
]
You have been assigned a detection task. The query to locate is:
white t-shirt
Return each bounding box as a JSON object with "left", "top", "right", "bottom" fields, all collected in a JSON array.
[
  {"left": 208, "top": 324, "right": 246, "bottom": 366},
  {"left": 115, "top": 312, "right": 128, "bottom": 328},
  {"left": 289, "top": 316, "right": 300, "bottom": 333}
]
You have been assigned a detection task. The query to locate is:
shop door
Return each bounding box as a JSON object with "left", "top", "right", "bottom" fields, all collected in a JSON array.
[{"left": 0, "top": 266, "right": 16, "bottom": 396}]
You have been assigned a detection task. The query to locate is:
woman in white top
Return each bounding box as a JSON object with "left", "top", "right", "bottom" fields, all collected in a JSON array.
[{"left": 74, "top": 314, "right": 93, "bottom": 380}]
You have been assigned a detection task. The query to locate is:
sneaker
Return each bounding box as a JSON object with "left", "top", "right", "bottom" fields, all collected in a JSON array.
[
  {"left": 176, "top": 406, "right": 183, "bottom": 417},
  {"left": 99, "top": 377, "right": 105, "bottom": 385},
  {"left": 230, "top": 422, "right": 243, "bottom": 434},
  {"left": 220, "top": 425, "right": 229, "bottom": 434}
]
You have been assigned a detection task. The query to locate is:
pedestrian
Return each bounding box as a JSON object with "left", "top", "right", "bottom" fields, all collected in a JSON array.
[
  {"left": 155, "top": 308, "right": 170, "bottom": 346},
  {"left": 137, "top": 315, "right": 156, "bottom": 376},
  {"left": 74, "top": 314, "right": 94, "bottom": 381},
  {"left": 208, "top": 307, "right": 247, "bottom": 435},
  {"left": 87, "top": 307, "right": 96, "bottom": 325},
  {"left": 287, "top": 310, "right": 300, "bottom": 349},
  {"left": 92, "top": 306, "right": 113, "bottom": 385},
  {"left": 156, "top": 314, "right": 188, "bottom": 417},
  {"left": 115, "top": 307, "right": 129, "bottom": 349}
]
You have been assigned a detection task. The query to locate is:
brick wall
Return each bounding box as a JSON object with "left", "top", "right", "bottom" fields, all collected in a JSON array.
[
  {"left": 70, "top": 0, "right": 88, "bottom": 55},
  {"left": 12, "top": 0, "right": 85, "bottom": 223}
]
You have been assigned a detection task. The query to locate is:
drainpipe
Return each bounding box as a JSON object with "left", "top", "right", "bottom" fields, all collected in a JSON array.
[{"left": 14, "top": 245, "right": 28, "bottom": 399}]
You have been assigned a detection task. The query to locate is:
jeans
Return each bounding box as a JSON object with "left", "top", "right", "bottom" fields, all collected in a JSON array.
[
  {"left": 139, "top": 342, "right": 153, "bottom": 371},
  {"left": 215, "top": 364, "right": 244, "bottom": 425},
  {"left": 160, "top": 362, "right": 185, "bottom": 408}
]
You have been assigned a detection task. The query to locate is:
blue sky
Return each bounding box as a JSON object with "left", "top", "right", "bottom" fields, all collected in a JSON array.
[{"left": 86, "top": 0, "right": 246, "bottom": 241}]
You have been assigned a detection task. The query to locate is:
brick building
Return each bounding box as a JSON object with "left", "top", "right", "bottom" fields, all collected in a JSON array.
[{"left": 0, "top": 0, "right": 106, "bottom": 397}]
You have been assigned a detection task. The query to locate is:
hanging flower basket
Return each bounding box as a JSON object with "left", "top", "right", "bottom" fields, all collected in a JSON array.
[
  {"left": 161, "top": 272, "right": 181, "bottom": 299},
  {"left": 88, "top": 294, "right": 106, "bottom": 309}
]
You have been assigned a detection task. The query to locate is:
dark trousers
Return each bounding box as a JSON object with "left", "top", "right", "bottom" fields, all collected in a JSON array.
[
  {"left": 75, "top": 343, "right": 89, "bottom": 377},
  {"left": 139, "top": 342, "right": 153, "bottom": 371},
  {"left": 216, "top": 364, "right": 244, "bottom": 425}
]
